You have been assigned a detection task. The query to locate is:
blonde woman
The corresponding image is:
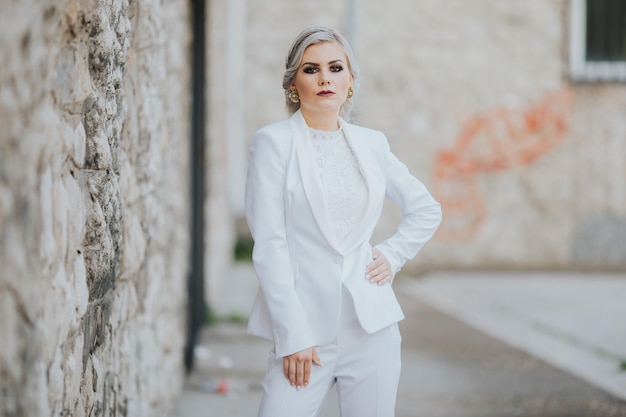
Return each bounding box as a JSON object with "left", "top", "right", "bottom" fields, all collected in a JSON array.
[{"left": 245, "top": 26, "right": 442, "bottom": 417}]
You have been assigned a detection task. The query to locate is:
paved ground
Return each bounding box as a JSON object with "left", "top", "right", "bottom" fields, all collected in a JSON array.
[
  {"left": 406, "top": 272, "right": 626, "bottom": 402},
  {"left": 170, "top": 269, "right": 626, "bottom": 417}
]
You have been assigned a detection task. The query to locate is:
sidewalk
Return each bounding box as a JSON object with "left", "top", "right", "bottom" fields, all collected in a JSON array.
[
  {"left": 170, "top": 267, "right": 626, "bottom": 417},
  {"left": 406, "top": 271, "right": 626, "bottom": 402}
]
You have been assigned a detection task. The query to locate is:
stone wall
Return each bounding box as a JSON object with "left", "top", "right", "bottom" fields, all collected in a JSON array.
[
  {"left": 235, "top": 0, "right": 626, "bottom": 272},
  {"left": 0, "top": 0, "right": 191, "bottom": 415}
]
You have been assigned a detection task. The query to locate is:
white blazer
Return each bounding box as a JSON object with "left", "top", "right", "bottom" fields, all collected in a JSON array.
[{"left": 245, "top": 110, "right": 442, "bottom": 358}]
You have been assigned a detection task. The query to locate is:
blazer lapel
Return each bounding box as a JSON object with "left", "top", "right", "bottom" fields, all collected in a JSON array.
[
  {"left": 290, "top": 111, "right": 343, "bottom": 253},
  {"left": 289, "top": 111, "right": 385, "bottom": 254}
]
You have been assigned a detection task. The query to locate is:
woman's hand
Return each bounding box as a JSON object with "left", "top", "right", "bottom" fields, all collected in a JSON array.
[
  {"left": 283, "top": 346, "right": 323, "bottom": 390},
  {"left": 366, "top": 248, "right": 393, "bottom": 286}
]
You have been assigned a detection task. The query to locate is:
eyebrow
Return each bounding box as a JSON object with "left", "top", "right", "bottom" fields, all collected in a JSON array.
[{"left": 301, "top": 59, "right": 345, "bottom": 67}]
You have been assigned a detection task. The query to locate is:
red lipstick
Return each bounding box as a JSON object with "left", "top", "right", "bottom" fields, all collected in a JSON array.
[{"left": 317, "top": 90, "right": 335, "bottom": 97}]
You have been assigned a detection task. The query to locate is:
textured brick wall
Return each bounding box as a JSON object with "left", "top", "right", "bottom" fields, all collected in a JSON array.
[{"left": 0, "top": 0, "right": 191, "bottom": 415}]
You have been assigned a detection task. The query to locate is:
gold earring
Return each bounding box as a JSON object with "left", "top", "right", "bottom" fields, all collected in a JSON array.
[
  {"left": 347, "top": 86, "right": 354, "bottom": 99},
  {"left": 287, "top": 89, "right": 300, "bottom": 103}
]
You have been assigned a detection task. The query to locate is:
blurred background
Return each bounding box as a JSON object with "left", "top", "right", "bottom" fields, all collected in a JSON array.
[
  {"left": 1, "top": 0, "right": 625, "bottom": 416},
  {"left": 209, "top": 0, "right": 626, "bottom": 280}
]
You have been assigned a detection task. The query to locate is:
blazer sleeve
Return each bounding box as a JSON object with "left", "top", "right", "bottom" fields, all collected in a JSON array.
[
  {"left": 245, "top": 129, "right": 315, "bottom": 358},
  {"left": 374, "top": 137, "right": 442, "bottom": 277}
]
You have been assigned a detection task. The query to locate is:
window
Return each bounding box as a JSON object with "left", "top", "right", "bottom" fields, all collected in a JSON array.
[{"left": 570, "top": 0, "right": 626, "bottom": 81}]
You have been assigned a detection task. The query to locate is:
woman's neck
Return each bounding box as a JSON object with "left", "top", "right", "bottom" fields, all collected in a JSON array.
[{"left": 301, "top": 109, "right": 340, "bottom": 131}]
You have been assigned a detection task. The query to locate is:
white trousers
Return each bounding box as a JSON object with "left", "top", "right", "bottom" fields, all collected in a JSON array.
[{"left": 257, "top": 287, "right": 402, "bottom": 417}]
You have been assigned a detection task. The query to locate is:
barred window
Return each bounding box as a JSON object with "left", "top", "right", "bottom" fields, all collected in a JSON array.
[{"left": 570, "top": 0, "right": 626, "bottom": 81}]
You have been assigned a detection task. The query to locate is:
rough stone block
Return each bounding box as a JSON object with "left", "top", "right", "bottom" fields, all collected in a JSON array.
[
  {"left": 55, "top": 44, "right": 92, "bottom": 113},
  {"left": 122, "top": 209, "right": 146, "bottom": 277}
]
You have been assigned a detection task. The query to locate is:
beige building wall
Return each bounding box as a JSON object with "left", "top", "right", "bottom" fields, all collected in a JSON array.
[
  {"left": 355, "top": 0, "right": 626, "bottom": 271},
  {"left": 208, "top": 0, "right": 625, "bottom": 279},
  {"left": 206, "top": 0, "right": 240, "bottom": 313},
  {"left": 0, "top": 0, "right": 191, "bottom": 415}
]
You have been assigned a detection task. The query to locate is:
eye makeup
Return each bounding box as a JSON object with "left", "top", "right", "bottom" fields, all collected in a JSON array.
[{"left": 301, "top": 60, "right": 345, "bottom": 74}]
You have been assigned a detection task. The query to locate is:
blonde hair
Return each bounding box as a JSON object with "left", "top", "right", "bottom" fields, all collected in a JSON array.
[{"left": 282, "top": 26, "right": 359, "bottom": 118}]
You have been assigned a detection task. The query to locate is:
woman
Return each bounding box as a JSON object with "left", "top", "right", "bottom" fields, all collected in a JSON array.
[{"left": 245, "top": 26, "right": 442, "bottom": 417}]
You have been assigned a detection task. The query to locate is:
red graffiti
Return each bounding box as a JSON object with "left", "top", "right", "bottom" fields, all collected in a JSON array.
[{"left": 432, "top": 89, "right": 573, "bottom": 242}]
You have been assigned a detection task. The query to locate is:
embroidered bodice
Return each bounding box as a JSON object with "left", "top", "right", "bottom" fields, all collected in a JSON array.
[{"left": 309, "top": 127, "right": 368, "bottom": 243}]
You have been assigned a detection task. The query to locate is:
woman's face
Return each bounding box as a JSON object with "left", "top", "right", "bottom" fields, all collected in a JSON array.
[{"left": 291, "top": 41, "right": 353, "bottom": 118}]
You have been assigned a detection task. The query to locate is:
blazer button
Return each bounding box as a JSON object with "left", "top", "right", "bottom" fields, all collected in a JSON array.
[{"left": 333, "top": 255, "right": 342, "bottom": 265}]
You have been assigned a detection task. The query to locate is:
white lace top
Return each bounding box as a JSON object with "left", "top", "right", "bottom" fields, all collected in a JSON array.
[{"left": 309, "top": 127, "right": 368, "bottom": 243}]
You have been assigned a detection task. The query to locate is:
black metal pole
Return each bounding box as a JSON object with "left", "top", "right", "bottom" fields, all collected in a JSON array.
[{"left": 185, "top": 0, "right": 207, "bottom": 372}]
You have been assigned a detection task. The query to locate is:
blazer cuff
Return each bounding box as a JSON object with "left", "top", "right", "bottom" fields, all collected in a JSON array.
[{"left": 274, "top": 334, "right": 316, "bottom": 359}]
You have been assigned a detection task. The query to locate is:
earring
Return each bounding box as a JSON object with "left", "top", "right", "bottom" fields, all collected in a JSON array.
[
  {"left": 287, "top": 89, "right": 300, "bottom": 103},
  {"left": 347, "top": 86, "right": 354, "bottom": 99}
]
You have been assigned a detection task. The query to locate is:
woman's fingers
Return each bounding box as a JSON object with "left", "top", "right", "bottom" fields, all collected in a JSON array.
[
  {"left": 296, "top": 360, "right": 305, "bottom": 389},
  {"left": 288, "top": 358, "right": 297, "bottom": 386},
  {"left": 366, "top": 249, "right": 392, "bottom": 285},
  {"left": 312, "top": 347, "right": 323, "bottom": 366},
  {"left": 303, "top": 360, "right": 311, "bottom": 387},
  {"left": 369, "top": 271, "right": 391, "bottom": 285},
  {"left": 282, "top": 347, "right": 322, "bottom": 390},
  {"left": 283, "top": 357, "right": 289, "bottom": 379}
]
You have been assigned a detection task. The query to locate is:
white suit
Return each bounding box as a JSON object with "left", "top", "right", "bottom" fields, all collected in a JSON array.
[
  {"left": 245, "top": 110, "right": 442, "bottom": 357},
  {"left": 245, "top": 110, "right": 441, "bottom": 417}
]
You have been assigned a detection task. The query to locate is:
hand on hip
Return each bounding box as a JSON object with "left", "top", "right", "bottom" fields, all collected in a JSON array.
[{"left": 366, "top": 248, "right": 392, "bottom": 286}]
